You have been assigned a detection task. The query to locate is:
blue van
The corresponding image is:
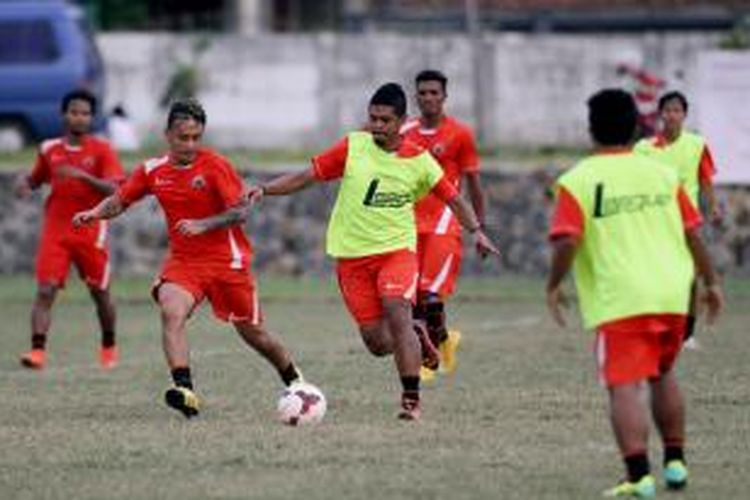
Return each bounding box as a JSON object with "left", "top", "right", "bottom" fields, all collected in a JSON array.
[{"left": 0, "top": 1, "right": 105, "bottom": 150}]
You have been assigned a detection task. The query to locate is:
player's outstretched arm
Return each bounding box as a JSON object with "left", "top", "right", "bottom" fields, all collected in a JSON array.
[
  {"left": 56, "top": 166, "right": 119, "bottom": 195},
  {"left": 685, "top": 229, "right": 724, "bottom": 325},
  {"left": 546, "top": 236, "right": 578, "bottom": 328},
  {"left": 247, "top": 169, "right": 318, "bottom": 205},
  {"left": 175, "top": 199, "right": 252, "bottom": 237},
  {"left": 72, "top": 194, "right": 127, "bottom": 227},
  {"left": 445, "top": 195, "right": 499, "bottom": 258}
]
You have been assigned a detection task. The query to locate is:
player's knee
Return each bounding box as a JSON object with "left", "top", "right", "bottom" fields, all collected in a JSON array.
[
  {"left": 159, "top": 300, "right": 190, "bottom": 325},
  {"left": 36, "top": 285, "right": 58, "bottom": 305},
  {"left": 88, "top": 287, "right": 111, "bottom": 304},
  {"left": 364, "top": 340, "right": 390, "bottom": 357},
  {"left": 360, "top": 326, "right": 390, "bottom": 356},
  {"left": 235, "top": 321, "right": 266, "bottom": 339}
]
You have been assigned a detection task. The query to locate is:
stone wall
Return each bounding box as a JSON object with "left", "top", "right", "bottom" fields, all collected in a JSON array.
[{"left": 1, "top": 171, "right": 748, "bottom": 278}]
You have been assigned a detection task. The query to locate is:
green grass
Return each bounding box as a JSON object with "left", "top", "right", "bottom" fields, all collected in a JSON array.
[{"left": 0, "top": 275, "right": 747, "bottom": 499}]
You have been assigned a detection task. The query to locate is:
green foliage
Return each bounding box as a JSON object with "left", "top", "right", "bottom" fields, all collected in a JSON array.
[
  {"left": 719, "top": 16, "right": 750, "bottom": 50},
  {"left": 81, "top": 0, "right": 151, "bottom": 31},
  {"left": 160, "top": 37, "right": 213, "bottom": 108}
]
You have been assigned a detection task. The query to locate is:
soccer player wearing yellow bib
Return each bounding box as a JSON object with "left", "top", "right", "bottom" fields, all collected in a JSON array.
[
  {"left": 546, "top": 89, "right": 723, "bottom": 497},
  {"left": 634, "top": 91, "right": 721, "bottom": 346},
  {"left": 247, "top": 83, "right": 497, "bottom": 420}
]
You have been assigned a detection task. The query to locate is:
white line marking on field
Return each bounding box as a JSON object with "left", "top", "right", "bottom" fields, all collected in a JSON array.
[{"left": 474, "top": 316, "right": 541, "bottom": 331}]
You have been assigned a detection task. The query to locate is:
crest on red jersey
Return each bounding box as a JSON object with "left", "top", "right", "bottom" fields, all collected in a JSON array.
[
  {"left": 431, "top": 143, "right": 446, "bottom": 156},
  {"left": 81, "top": 156, "right": 95, "bottom": 169},
  {"left": 191, "top": 175, "right": 207, "bottom": 190}
]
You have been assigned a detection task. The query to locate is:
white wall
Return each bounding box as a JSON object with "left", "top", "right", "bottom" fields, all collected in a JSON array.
[{"left": 98, "top": 31, "right": 724, "bottom": 149}]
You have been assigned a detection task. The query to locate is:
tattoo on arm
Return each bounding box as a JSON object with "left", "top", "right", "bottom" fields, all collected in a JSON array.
[
  {"left": 199, "top": 202, "right": 250, "bottom": 231},
  {"left": 99, "top": 196, "right": 126, "bottom": 219}
]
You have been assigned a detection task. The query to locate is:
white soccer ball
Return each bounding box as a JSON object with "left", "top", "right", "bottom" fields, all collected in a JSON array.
[{"left": 276, "top": 382, "right": 326, "bottom": 426}]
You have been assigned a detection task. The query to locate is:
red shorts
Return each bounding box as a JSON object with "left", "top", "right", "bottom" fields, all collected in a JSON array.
[
  {"left": 594, "top": 314, "right": 687, "bottom": 387},
  {"left": 35, "top": 221, "right": 110, "bottom": 290},
  {"left": 153, "top": 259, "right": 261, "bottom": 324},
  {"left": 417, "top": 233, "right": 462, "bottom": 298},
  {"left": 336, "top": 249, "right": 418, "bottom": 326}
]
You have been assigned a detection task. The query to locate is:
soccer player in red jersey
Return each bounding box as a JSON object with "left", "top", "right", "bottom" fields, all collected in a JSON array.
[
  {"left": 400, "top": 70, "right": 486, "bottom": 380},
  {"left": 246, "top": 83, "right": 498, "bottom": 420},
  {"left": 73, "top": 99, "right": 304, "bottom": 418},
  {"left": 14, "top": 90, "right": 124, "bottom": 370}
]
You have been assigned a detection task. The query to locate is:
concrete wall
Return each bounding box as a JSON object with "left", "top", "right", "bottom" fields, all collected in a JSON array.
[{"left": 99, "top": 32, "right": 722, "bottom": 149}]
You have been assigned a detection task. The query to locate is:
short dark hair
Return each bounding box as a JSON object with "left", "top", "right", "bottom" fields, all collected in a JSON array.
[
  {"left": 587, "top": 89, "right": 638, "bottom": 146},
  {"left": 61, "top": 89, "right": 97, "bottom": 115},
  {"left": 658, "top": 91, "right": 688, "bottom": 113},
  {"left": 166, "top": 98, "right": 207, "bottom": 129},
  {"left": 369, "top": 83, "right": 407, "bottom": 117},
  {"left": 415, "top": 69, "right": 448, "bottom": 92}
]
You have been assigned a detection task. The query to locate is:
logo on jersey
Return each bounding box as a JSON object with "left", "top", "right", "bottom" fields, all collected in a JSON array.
[
  {"left": 431, "top": 143, "right": 446, "bottom": 156},
  {"left": 154, "top": 177, "right": 173, "bottom": 187},
  {"left": 191, "top": 175, "right": 207, "bottom": 190},
  {"left": 593, "top": 183, "right": 672, "bottom": 219},
  {"left": 362, "top": 179, "right": 412, "bottom": 208},
  {"left": 81, "top": 156, "right": 95, "bottom": 170}
]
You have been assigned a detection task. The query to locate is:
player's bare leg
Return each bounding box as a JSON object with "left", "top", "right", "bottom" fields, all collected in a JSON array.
[
  {"left": 608, "top": 382, "right": 653, "bottom": 489},
  {"left": 383, "top": 297, "right": 422, "bottom": 420},
  {"left": 414, "top": 292, "right": 446, "bottom": 380},
  {"left": 232, "top": 320, "right": 302, "bottom": 386},
  {"left": 88, "top": 286, "right": 118, "bottom": 368},
  {"left": 358, "top": 322, "right": 394, "bottom": 357},
  {"left": 20, "top": 283, "right": 60, "bottom": 369},
  {"left": 157, "top": 283, "right": 200, "bottom": 418},
  {"left": 650, "top": 370, "right": 688, "bottom": 489},
  {"left": 684, "top": 281, "right": 700, "bottom": 349}
]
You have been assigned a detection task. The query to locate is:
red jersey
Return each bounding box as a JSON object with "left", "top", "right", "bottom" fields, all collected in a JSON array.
[
  {"left": 30, "top": 135, "right": 124, "bottom": 233},
  {"left": 117, "top": 148, "right": 252, "bottom": 269},
  {"left": 401, "top": 116, "right": 479, "bottom": 236}
]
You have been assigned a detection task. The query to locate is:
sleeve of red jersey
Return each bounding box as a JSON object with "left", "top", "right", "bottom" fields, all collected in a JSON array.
[
  {"left": 311, "top": 138, "right": 348, "bottom": 181},
  {"left": 28, "top": 151, "right": 51, "bottom": 187},
  {"left": 430, "top": 177, "right": 458, "bottom": 203},
  {"left": 213, "top": 158, "right": 246, "bottom": 208},
  {"left": 117, "top": 165, "right": 150, "bottom": 206},
  {"left": 677, "top": 186, "right": 703, "bottom": 231},
  {"left": 548, "top": 186, "right": 584, "bottom": 240},
  {"left": 98, "top": 142, "right": 126, "bottom": 182},
  {"left": 698, "top": 145, "right": 716, "bottom": 185},
  {"left": 458, "top": 127, "right": 480, "bottom": 173}
]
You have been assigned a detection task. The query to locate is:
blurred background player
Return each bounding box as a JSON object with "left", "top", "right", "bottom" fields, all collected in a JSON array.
[
  {"left": 546, "top": 89, "right": 723, "bottom": 497},
  {"left": 616, "top": 63, "right": 666, "bottom": 138},
  {"left": 73, "top": 98, "right": 304, "bottom": 419},
  {"left": 634, "top": 91, "right": 721, "bottom": 348},
  {"left": 401, "top": 69, "right": 486, "bottom": 381},
  {"left": 107, "top": 104, "right": 140, "bottom": 152},
  {"left": 247, "top": 83, "right": 497, "bottom": 421},
  {"left": 14, "top": 89, "right": 124, "bottom": 370}
]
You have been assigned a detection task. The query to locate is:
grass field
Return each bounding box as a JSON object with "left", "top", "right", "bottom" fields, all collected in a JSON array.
[{"left": 0, "top": 275, "right": 748, "bottom": 499}]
